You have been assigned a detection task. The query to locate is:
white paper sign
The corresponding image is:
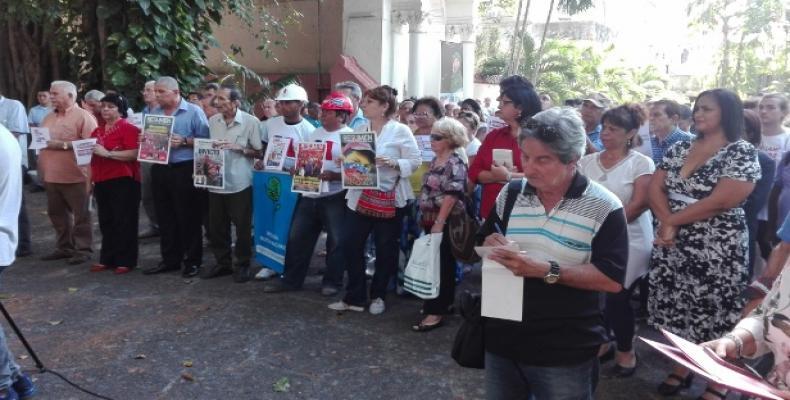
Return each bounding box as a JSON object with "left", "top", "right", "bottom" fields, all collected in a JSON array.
[
  {"left": 475, "top": 244, "right": 524, "bottom": 321},
  {"left": 72, "top": 138, "right": 98, "bottom": 166},
  {"left": 128, "top": 113, "right": 143, "bottom": 129},
  {"left": 29, "top": 127, "right": 50, "bottom": 150}
]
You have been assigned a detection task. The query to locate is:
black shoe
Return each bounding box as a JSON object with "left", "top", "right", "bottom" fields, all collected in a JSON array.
[
  {"left": 199, "top": 264, "right": 231, "bottom": 279},
  {"left": 232, "top": 264, "right": 251, "bottom": 283},
  {"left": 143, "top": 262, "right": 178, "bottom": 275},
  {"left": 182, "top": 265, "right": 199, "bottom": 278},
  {"left": 603, "top": 361, "right": 637, "bottom": 378},
  {"left": 598, "top": 343, "right": 616, "bottom": 363},
  {"left": 262, "top": 279, "right": 300, "bottom": 293},
  {"left": 657, "top": 373, "right": 693, "bottom": 396}
]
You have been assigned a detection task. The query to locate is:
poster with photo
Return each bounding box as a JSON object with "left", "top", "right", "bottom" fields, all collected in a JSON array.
[
  {"left": 138, "top": 115, "right": 173, "bottom": 164},
  {"left": 193, "top": 139, "right": 225, "bottom": 190},
  {"left": 262, "top": 136, "right": 291, "bottom": 171},
  {"left": 291, "top": 142, "right": 326, "bottom": 194},
  {"left": 440, "top": 41, "right": 464, "bottom": 95},
  {"left": 340, "top": 132, "right": 379, "bottom": 189}
]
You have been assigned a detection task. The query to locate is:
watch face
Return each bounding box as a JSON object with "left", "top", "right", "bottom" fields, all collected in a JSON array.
[{"left": 545, "top": 274, "right": 559, "bottom": 284}]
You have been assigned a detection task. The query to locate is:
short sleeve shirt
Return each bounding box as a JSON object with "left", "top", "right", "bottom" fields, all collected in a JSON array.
[
  {"left": 91, "top": 119, "right": 141, "bottom": 183},
  {"left": 208, "top": 110, "right": 263, "bottom": 194},
  {"left": 150, "top": 98, "right": 210, "bottom": 164},
  {"left": 39, "top": 105, "right": 98, "bottom": 183}
]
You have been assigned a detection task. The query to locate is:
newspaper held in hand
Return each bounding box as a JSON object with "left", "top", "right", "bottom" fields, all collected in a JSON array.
[
  {"left": 72, "top": 138, "right": 98, "bottom": 166},
  {"left": 291, "top": 142, "right": 326, "bottom": 194},
  {"left": 262, "top": 136, "right": 290, "bottom": 171},
  {"left": 641, "top": 329, "right": 783, "bottom": 400},
  {"left": 340, "top": 132, "right": 379, "bottom": 189},
  {"left": 128, "top": 113, "right": 143, "bottom": 129},
  {"left": 138, "top": 115, "right": 174, "bottom": 164},
  {"left": 29, "top": 127, "right": 50, "bottom": 150},
  {"left": 415, "top": 135, "right": 435, "bottom": 162},
  {"left": 193, "top": 139, "right": 225, "bottom": 190}
]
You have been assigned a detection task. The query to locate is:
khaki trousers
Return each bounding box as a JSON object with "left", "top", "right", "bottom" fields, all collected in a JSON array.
[{"left": 45, "top": 182, "right": 93, "bottom": 254}]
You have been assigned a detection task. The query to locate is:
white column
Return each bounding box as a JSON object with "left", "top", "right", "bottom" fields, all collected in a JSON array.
[
  {"left": 407, "top": 11, "right": 429, "bottom": 98},
  {"left": 390, "top": 12, "right": 408, "bottom": 99},
  {"left": 460, "top": 25, "right": 476, "bottom": 100}
]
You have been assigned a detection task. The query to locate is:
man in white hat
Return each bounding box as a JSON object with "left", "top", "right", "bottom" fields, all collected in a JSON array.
[
  {"left": 256, "top": 83, "right": 315, "bottom": 280},
  {"left": 580, "top": 92, "right": 612, "bottom": 153}
]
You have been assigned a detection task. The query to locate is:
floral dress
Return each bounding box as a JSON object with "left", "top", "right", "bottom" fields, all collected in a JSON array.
[
  {"left": 418, "top": 152, "right": 467, "bottom": 229},
  {"left": 648, "top": 140, "right": 761, "bottom": 342}
]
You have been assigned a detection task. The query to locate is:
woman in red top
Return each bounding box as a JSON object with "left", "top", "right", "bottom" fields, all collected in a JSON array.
[
  {"left": 90, "top": 94, "right": 141, "bottom": 274},
  {"left": 468, "top": 76, "right": 542, "bottom": 219}
]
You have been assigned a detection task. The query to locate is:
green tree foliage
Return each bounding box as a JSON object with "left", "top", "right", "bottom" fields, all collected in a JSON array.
[
  {"left": 688, "top": 0, "right": 787, "bottom": 94},
  {"left": 0, "top": 0, "right": 296, "bottom": 107}
]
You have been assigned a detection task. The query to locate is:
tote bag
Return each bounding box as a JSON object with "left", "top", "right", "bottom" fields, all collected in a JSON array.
[{"left": 403, "top": 232, "right": 442, "bottom": 299}]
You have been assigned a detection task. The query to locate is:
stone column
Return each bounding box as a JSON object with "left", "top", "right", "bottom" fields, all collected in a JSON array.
[
  {"left": 460, "top": 25, "right": 476, "bottom": 100},
  {"left": 407, "top": 11, "right": 430, "bottom": 98},
  {"left": 390, "top": 12, "right": 409, "bottom": 99}
]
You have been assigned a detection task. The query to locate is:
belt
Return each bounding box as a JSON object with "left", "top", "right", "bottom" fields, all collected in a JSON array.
[{"left": 668, "top": 192, "right": 698, "bottom": 204}]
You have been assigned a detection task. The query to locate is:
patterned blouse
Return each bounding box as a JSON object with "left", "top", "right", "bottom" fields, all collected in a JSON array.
[{"left": 418, "top": 152, "right": 467, "bottom": 228}]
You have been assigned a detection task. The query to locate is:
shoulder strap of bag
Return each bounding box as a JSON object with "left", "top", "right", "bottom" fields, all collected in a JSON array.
[{"left": 501, "top": 179, "right": 524, "bottom": 231}]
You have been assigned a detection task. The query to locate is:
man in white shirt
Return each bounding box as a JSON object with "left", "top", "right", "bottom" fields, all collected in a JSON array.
[
  {"left": 139, "top": 80, "right": 161, "bottom": 239},
  {"left": 263, "top": 92, "right": 354, "bottom": 295},
  {"left": 200, "top": 86, "right": 263, "bottom": 282},
  {"left": 0, "top": 94, "right": 32, "bottom": 258},
  {"left": 256, "top": 83, "right": 316, "bottom": 280},
  {"left": 758, "top": 93, "right": 790, "bottom": 258},
  {"left": 0, "top": 124, "right": 38, "bottom": 400}
]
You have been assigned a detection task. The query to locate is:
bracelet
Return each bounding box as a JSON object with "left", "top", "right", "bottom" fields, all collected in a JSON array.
[
  {"left": 724, "top": 333, "right": 744, "bottom": 358},
  {"left": 750, "top": 280, "right": 771, "bottom": 296},
  {"left": 434, "top": 218, "right": 446, "bottom": 225}
]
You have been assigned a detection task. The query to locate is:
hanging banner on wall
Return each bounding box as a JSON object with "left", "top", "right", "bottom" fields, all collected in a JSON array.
[
  {"left": 440, "top": 41, "right": 464, "bottom": 96},
  {"left": 253, "top": 170, "right": 299, "bottom": 273}
]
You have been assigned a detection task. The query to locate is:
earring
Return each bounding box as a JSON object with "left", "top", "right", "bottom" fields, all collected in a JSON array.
[{"left": 626, "top": 138, "right": 632, "bottom": 147}]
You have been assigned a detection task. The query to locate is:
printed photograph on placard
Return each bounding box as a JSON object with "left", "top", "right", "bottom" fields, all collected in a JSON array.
[
  {"left": 262, "top": 136, "right": 290, "bottom": 171},
  {"left": 138, "top": 115, "right": 174, "bottom": 164},
  {"left": 291, "top": 142, "right": 326, "bottom": 194},
  {"left": 193, "top": 139, "right": 225, "bottom": 190},
  {"left": 340, "top": 132, "right": 379, "bottom": 189}
]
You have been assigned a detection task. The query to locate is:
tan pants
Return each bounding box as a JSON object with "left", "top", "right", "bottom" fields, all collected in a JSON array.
[{"left": 45, "top": 182, "right": 93, "bottom": 254}]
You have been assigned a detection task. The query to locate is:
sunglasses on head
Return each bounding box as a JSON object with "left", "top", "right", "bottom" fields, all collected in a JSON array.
[
  {"left": 524, "top": 118, "right": 559, "bottom": 142},
  {"left": 429, "top": 134, "right": 446, "bottom": 141}
]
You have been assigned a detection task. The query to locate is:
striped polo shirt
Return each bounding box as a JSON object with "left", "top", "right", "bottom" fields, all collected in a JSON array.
[{"left": 484, "top": 173, "right": 628, "bottom": 366}]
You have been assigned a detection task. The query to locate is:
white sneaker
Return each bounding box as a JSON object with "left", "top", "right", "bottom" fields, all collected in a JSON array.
[
  {"left": 255, "top": 267, "right": 278, "bottom": 280},
  {"left": 369, "top": 298, "right": 386, "bottom": 315},
  {"left": 327, "top": 301, "right": 364, "bottom": 312}
]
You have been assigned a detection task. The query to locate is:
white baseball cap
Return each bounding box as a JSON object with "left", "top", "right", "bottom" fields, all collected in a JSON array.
[{"left": 276, "top": 84, "right": 308, "bottom": 102}]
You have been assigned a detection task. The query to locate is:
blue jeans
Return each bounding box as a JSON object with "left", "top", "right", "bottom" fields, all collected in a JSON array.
[
  {"left": 485, "top": 352, "right": 598, "bottom": 400},
  {"left": 282, "top": 192, "right": 347, "bottom": 289},
  {"left": 0, "top": 298, "right": 20, "bottom": 390}
]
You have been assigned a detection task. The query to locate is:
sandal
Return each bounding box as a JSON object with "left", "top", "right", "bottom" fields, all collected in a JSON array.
[
  {"left": 411, "top": 318, "right": 444, "bottom": 332},
  {"left": 657, "top": 372, "right": 693, "bottom": 396},
  {"left": 696, "top": 387, "right": 728, "bottom": 400}
]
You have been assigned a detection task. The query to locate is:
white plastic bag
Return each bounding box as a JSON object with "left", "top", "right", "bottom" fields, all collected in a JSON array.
[{"left": 403, "top": 232, "right": 442, "bottom": 299}]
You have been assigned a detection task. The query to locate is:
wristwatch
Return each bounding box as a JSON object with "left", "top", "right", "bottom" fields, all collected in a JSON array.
[{"left": 544, "top": 261, "right": 560, "bottom": 284}]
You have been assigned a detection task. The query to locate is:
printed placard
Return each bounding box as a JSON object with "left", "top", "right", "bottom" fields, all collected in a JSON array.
[
  {"left": 291, "top": 142, "right": 326, "bottom": 194},
  {"left": 340, "top": 132, "right": 379, "bottom": 189},
  {"left": 193, "top": 139, "right": 225, "bottom": 190},
  {"left": 138, "top": 115, "right": 174, "bottom": 164}
]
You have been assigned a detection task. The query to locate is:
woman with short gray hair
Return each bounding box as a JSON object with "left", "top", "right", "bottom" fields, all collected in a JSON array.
[{"left": 478, "top": 107, "right": 627, "bottom": 399}]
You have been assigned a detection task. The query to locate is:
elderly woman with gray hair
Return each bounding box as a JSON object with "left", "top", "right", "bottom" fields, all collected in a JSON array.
[{"left": 478, "top": 107, "right": 627, "bottom": 399}]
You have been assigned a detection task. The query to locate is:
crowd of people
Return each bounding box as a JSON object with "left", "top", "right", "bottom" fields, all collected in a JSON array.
[{"left": 1, "top": 72, "right": 790, "bottom": 399}]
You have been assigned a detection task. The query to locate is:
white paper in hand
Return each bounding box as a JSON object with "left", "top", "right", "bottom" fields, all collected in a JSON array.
[
  {"left": 72, "top": 138, "right": 97, "bottom": 166},
  {"left": 29, "top": 127, "right": 50, "bottom": 150},
  {"left": 475, "top": 244, "right": 523, "bottom": 321}
]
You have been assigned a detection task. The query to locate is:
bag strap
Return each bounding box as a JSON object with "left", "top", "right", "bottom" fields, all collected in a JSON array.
[{"left": 501, "top": 179, "right": 524, "bottom": 232}]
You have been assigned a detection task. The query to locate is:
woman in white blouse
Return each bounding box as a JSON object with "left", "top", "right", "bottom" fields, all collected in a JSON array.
[
  {"left": 578, "top": 103, "right": 655, "bottom": 377},
  {"left": 328, "top": 85, "right": 421, "bottom": 315}
]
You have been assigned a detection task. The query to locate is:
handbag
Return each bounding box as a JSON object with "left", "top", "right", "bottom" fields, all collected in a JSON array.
[
  {"left": 356, "top": 188, "right": 397, "bottom": 219},
  {"left": 403, "top": 232, "right": 442, "bottom": 299},
  {"left": 447, "top": 197, "right": 481, "bottom": 263},
  {"left": 451, "top": 290, "right": 484, "bottom": 368}
]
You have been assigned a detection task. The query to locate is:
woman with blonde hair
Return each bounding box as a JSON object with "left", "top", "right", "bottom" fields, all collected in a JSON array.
[{"left": 413, "top": 117, "right": 469, "bottom": 331}]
